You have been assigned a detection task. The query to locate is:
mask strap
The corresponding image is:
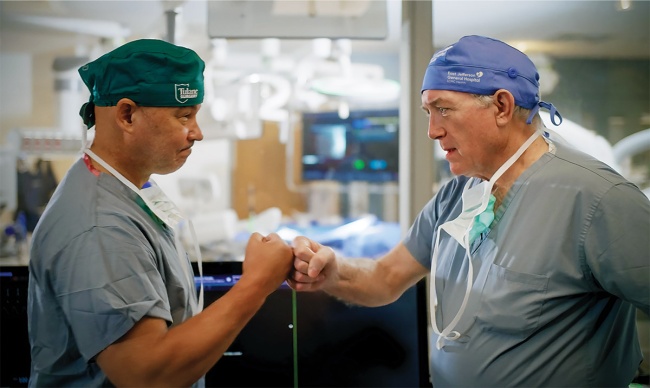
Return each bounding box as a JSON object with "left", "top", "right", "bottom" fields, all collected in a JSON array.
[
  {"left": 188, "top": 220, "right": 204, "bottom": 313},
  {"left": 489, "top": 131, "right": 540, "bottom": 185},
  {"left": 84, "top": 148, "right": 141, "bottom": 192},
  {"left": 526, "top": 100, "right": 563, "bottom": 125},
  {"left": 430, "top": 207, "right": 474, "bottom": 349},
  {"left": 174, "top": 224, "right": 203, "bottom": 316},
  {"left": 81, "top": 127, "right": 93, "bottom": 152},
  {"left": 85, "top": 149, "right": 171, "bottom": 226}
]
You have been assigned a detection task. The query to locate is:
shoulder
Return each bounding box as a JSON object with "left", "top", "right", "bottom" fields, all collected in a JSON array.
[
  {"left": 408, "top": 176, "right": 469, "bottom": 235},
  {"left": 525, "top": 142, "right": 649, "bottom": 218},
  {"left": 31, "top": 161, "right": 153, "bottom": 267},
  {"left": 548, "top": 142, "right": 629, "bottom": 187},
  {"left": 432, "top": 176, "right": 472, "bottom": 215},
  {"left": 527, "top": 142, "right": 644, "bottom": 207}
]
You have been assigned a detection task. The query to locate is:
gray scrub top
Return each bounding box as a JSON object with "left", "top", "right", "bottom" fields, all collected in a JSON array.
[
  {"left": 28, "top": 158, "right": 199, "bottom": 387},
  {"left": 404, "top": 141, "right": 650, "bottom": 387}
]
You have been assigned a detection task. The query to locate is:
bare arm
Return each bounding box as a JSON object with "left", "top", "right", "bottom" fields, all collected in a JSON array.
[
  {"left": 288, "top": 236, "right": 428, "bottom": 307},
  {"left": 96, "top": 232, "right": 293, "bottom": 387}
]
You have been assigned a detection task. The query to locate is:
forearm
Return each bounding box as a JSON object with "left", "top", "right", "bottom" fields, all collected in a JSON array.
[
  {"left": 324, "top": 256, "right": 408, "bottom": 307},
  {"left": 158, "top": 280, "right": 268, "bottom": 385},
  {"left": 292, "top": 242, "right": 426, "bottom": 308},
  {"left": 98, "top": 279, "right": 270, "bottom": 387}
]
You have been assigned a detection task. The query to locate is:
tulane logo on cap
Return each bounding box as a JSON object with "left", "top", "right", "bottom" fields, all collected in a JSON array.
[{"left": 175, "top": 84, "right": 199, "bottom": 104}]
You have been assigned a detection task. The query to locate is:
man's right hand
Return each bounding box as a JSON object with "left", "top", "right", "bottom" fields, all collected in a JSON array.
[{"left": 287, "top": 236, "right": 338, "bottom": 292}]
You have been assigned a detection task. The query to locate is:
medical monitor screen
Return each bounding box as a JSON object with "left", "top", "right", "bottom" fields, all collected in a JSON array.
[
  {"left": 301, "top": 110, "right": 399, "bottom": 183},
  {"left": 194, "top": 262, "right": 294, "bottom": 386},
  {"left": 193, "top": 261, "right": 429, "bottom": 387},
  {"left": 0, "top": 266, "right": 30, "bottom": 387}
]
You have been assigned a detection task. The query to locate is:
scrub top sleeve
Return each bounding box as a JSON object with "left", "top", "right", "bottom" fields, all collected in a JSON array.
[
  {"left": 403, "top": 197, "right": 437, "bottom": 268},
  {"left": 403, "top": 177, "right": 466, "bottom": 268},
  {"left": 583, "top": 182, "right": 650, "bottom": 314},
  {"left": 52, "top": 225, "right": 172, "bottom": 361}
]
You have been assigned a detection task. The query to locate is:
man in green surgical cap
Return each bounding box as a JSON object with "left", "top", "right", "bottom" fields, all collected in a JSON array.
[{"left": 27, "top": 39, "right": 294, "bottom": 387}]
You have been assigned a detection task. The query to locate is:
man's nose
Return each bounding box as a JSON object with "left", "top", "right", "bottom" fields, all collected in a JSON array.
[
  {"left": 428, "top": 115, "right": 444, "bottom": 140},
  {"left": 189, "top": 121, "right": 204, "bottom": 142}
]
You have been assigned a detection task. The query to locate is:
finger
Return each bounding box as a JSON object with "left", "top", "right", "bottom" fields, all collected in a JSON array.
[
  {"left": 293, "top": 257, "right": 310, "bottom": 275},
  {"left": 249, "top": 232, "right": 264, "bottom": 242},
  {"left": 307, "top": 247, "right": 332, "bottom": 278},
  {"left": 288, "top": 266, "right": 315, "bottom": 283},
  {"left": 291, "top": 271, "right": 319, "bottom": 284},
  {"left": 286, "top": 278, "right": 309, "bottom": 292},
  {"left": 264, "top": 232, "right": 282, "bottom": 243},
  {"left": 292, "top": 236, "right": 317, "bottom": 251},
  {"left": 292, "top": 242, "right": 316, "bottom": 262},
  {"left": 286, "top": 277, "right": 320, "bottom": 292}
]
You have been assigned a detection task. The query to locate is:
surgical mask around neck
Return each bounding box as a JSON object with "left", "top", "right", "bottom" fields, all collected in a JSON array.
[
  {"left": 429, "top": 131, "right": 540, "bottom": 349},
  {"left": 83, "top": 148, "right": 204, "bottom": 315},
  {"left": 439, "top": 130, "right": 539, "bottom": 249},
  {"left": 139, "top": 181, "right": 185, "bottom": 230}
]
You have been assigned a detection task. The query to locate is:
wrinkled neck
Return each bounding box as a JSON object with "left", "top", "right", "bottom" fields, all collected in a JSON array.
[{"left": 489, "top": 132, "right": 547, "bottom": 209}]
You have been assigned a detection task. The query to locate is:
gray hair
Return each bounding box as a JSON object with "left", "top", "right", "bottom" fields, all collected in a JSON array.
[{"left": 472, "top": 94, "right": 543, "bottom": 130}]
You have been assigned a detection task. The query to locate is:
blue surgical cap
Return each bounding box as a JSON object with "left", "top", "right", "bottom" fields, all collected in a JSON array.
[{"left": 421, "top": 35, "right": 562, "bottom": 125}]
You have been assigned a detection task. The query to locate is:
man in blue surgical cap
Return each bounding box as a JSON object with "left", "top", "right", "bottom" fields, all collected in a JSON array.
[
  {"left": 289, "top": 35, "right": 650, "bottom": 386},
  {"left": 28, "top": 39, "right": 294, "bottom": 387}
]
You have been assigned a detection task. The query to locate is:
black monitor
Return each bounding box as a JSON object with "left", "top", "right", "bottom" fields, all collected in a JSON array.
[
  {"left": 194, "top": 261, "right": 430, "bottom": 387},
  {"left": 301, "top": 110, "right": 399, "bottom": 183},
  {"left": 1, "top": 265, "right": 31, "bottom": 387},
  {"left": 0, "top": 263, "right": 431, "bottom": 387}
]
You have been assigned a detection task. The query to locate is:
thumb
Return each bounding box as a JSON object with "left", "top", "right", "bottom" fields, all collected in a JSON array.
[{"left": 307, "top": 247, "right": 332, "bottom": 278}]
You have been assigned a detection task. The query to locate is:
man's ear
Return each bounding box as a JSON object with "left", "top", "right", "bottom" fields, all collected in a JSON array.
[
  {"left": 492, "top": 89, "right": 516, "bottom": 127},
  {"left": 115, "top": 98, "right": 138, "bottom": 133}
]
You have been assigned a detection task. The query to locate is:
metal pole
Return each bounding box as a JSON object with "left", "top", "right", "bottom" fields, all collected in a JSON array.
[
  {"left": 165, "top": 9, "right": 177, "bottom": 44},
  {"left": 399, "top": 0, "right": 436, "bottom": 232}
]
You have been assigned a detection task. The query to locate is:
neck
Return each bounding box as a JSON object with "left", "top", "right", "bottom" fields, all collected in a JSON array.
[
  {"left": 87, "top": 145, "right": 149, "bottom": 189},
  {"left": 491, "top": 135, "right": 548, "bottom": 209}
]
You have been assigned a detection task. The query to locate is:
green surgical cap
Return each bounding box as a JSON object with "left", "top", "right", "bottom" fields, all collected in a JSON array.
[{"left": 78, "top": 39, "right": 205, "bottom": 128}]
